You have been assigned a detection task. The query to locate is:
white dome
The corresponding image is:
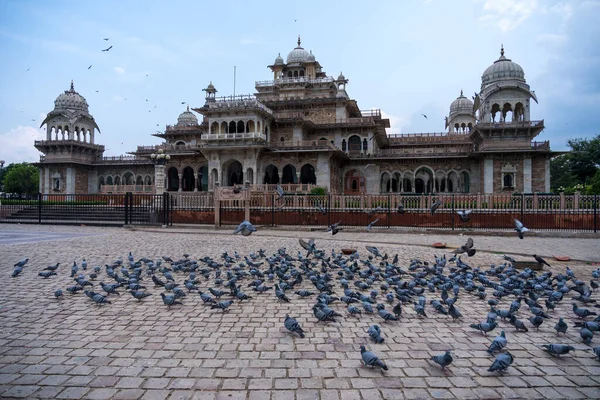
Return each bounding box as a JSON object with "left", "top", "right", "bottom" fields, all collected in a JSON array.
[
  {"left": 176, "top": 106, "right": 198, "bottom": 126},
  {"left": 482, "top": 47, "right": 525, "bottom": 85},
  {"left": 286, "top": 36, "right": 310, "bottom": 63},
  {"left": 449, "top": 91, "right": 473, "bottom": 115},
  {"left": 307, "top": 50, "right": 315, "bottom": 62},
  {"left": 54, "top": 81, "right": 89, "bottom": 112}
]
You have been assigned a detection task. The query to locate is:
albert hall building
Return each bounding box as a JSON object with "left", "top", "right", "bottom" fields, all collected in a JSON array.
[{"left": 35, "top": 39, "right": 553, "bottom": 195}]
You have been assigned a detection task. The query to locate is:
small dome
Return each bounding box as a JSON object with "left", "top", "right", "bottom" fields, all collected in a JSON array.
[
  {"left": 307, "top": 50, "right": 315, "bottom": 62},
  {"left": 54, "top": 81, "right": 89, "bottom": 112},
  {"left": 449, "top": 90, "right": 474, "bottom": 115},
  {"left": 337, "top": 72, "right": 346, "bottom": 81},
  {"left": 274, "top": 53, "right": 284, "bottom": 65},
  {"left": 176, "top": 106, "right": 198, "bottom": 126},
  {"left": 481, "top": 46, "right": 525, "bottom": 85},
  {"left": 286, "top": 36, "right": 310, "bottom": 63}
]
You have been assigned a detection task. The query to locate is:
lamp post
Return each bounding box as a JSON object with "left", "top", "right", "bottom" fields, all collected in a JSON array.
[{"left": 150, "top": 149, "right": 170, "bottom": 195}]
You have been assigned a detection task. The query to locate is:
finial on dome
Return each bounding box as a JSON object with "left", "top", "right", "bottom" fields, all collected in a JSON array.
[
  {"left": 186, "top": 105, "right": 189, "bottom": 111},
  {"left": 501, "top": 44, "right": 504, "bottom": 57},
  {"left": 460, "top": 89, "right": 463, "bottom": 96},
  {"left": 70, "top": 80, "right": 74, "bottom": 91},
  {"left": 297, "top": 35, "right": 301, "bottom": 47}
]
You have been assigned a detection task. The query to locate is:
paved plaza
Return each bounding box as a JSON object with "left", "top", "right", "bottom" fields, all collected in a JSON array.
[{"left": 0, "top": 224, "right": 599, "bottom": 400}]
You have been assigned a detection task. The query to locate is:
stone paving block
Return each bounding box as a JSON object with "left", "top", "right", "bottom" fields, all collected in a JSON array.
[
  {"left": 85, "top": 388, "right": 120, "bottom": 400},
  {"left": 55, "top": 386, "right": 90, "bottom": 399}
]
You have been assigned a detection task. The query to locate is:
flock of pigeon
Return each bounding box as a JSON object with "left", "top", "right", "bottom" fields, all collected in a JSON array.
[{"left": 9, "top": 229, "right": 600, "bottom": 375}]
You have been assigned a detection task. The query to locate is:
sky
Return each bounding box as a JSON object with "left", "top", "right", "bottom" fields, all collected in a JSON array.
[{"left": 0, "top": 0, "right": 599, "bottom": 166}]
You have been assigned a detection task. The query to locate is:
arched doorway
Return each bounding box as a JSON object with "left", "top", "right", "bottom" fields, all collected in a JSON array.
[
  {"left": 461, "top": 171, "right": 470, "bottom": 193},
  {"left": 246, "top": 168, "right": 254, "bottom": 185},
  {"left": 123, "top": 172, "right": 134, "bottom": 185},
  {"left": 282, "top": 164, "right": 297, "bottom": 184},
  {"left": 223, "top": 160, "right": 243, "bottom": 186},
  {"left": 210, "top": 168, "right": 218, "bottom": 188},
  {"left": 300, "top": 164, "right": 316, "bottom": 184},
  {"left": 198, "top": 166, "right": 208, "bottom": 191},
  {"left": 182, "top": 167, "right": 195, "bottom": 191},
  {"left": 344, "top": 169, "right": 365, "bottom": 194},
  {"left": 415, "top": 167, "right": 434, "bottom": 194},
  {"left": 167, "top": 167, "right": 179, "bottom": 191},
  {"left": 263, "top": 164, "right": 279, "bottom": 184}
]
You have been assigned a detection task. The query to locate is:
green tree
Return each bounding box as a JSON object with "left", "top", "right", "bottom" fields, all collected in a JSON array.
[
  {"left": 589, "top": 169, "right": 600, "bottom": 195},
  {"left": 567, "top": 134, "right": 600, "bottom": 183},
  {"left": 550, "top": 154, "right": 577, "bottom": 192},
  {"left": 1, "top": 163, "right": 39, "bottom": 195}
]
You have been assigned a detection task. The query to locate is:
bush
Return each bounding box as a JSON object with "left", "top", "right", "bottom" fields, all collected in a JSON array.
[{"left": 310, "top": 186, "right": 327, "bottom": 195}]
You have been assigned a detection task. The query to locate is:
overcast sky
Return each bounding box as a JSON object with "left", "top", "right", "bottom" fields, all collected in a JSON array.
[{"left": 0, "top": 0, "right": 598, "bottom": 165}]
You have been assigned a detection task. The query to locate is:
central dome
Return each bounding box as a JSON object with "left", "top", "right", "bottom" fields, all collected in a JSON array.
[
  {"left": 176, "top": 106, "right": 198, "bottom": 126},
  {"left": 54, "top": 81, "right": 89, "bottom": 112},
  {"left": 481, "top": 46, "right": 525, "bottom": 85},
  {"left": 286, "top": 36, "right": 310, "bottom": 64}
]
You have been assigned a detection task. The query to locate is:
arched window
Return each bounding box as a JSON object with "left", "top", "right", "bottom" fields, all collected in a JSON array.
[
  {"left": 363, "top": 138, "right": 368, "bottom": 152},
  {"left": 229, "top": 121, "right": 236, "bottom": 133},
  {"left": 341, "top": 139, "right": 347, "bottom": 151},
  {"left": 237, "top": 121, "right": 245, "bottom": 133},
  {"left": 503, "top": 174, "right": 514, "bottom": 188},
  {"left": 175, "top": 141, "right": 185, "bottom": 146},
  {"left": 348, "top": 135, "right": 361, "bottom": 154}
]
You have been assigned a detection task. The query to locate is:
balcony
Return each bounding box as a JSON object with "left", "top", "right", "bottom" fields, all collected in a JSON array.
[
  {"left": 201, "top": 95, "right": 274, "bottom": 116},
  {"left": 269, "top": 139, "right": 336, "bottom": 151},
  {"left": 34, "top": 140, "right": 105, "bottom": 151},
  {"left": 387, "top": 132, "right": 471, "bottom": 145},
  {"left": 531, "top": 141, "right": 550, "bottom": 150},
  {"left": 98, "top": 156, "right": 152, "bottom": 165},
  {"left": 354, "top": 146, "right": 472, "bottom": 159},
  {"left": 255, "top": 76, "right": 334, "bottom": 88},
  {"left": 476, "top": 120, "right": 544, "bottom": 129}
]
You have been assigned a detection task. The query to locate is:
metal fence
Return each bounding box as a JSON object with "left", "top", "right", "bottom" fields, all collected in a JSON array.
[
  {"left": 0, "top": 193, "right": 170, "bottom": 226},
  {"left": 226, "top": 193, "right": 599, "bottom": 233}
]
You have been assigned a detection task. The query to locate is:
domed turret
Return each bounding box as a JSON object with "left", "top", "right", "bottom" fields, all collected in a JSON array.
[
  {"left": 286, "top": 36, "right": 310, "bottom": 63},
  {"left": 449, "top": 90, "right": 474, "bottom": 116},
  {"left": 176, "top": 106, "right": 198, "bottom": 126},
  {"left": 447, "top": 90, "right": 475, "bottom": 133},
  {"left": 307, "top": 50, "right": 315, "bottom": 62},
  {"left": 481, "top": 46, "right": 525, "bottom": 86},
  {"left": 54, "top": 81, "right": 89, "bottom": 112},
  {"left": 274, "top": 53, "right": 284, "bottom": 65}
]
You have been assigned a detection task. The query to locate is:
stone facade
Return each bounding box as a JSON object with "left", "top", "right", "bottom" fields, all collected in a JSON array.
[{"left": 34, "top": 41, "right": 556, "bottom": 195}]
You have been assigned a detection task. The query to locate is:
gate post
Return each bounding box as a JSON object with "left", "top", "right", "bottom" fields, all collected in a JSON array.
[
  {"left": 214, "top": 187, "right": 220, "bottom": 228},
  {"left": 38, "top": 192, "right": 42, "bottom": 224},
  {"left": 124, "top": 193, "right": 129, "bottom": 225},
  {"left": 451, "top": 194, "right": 455, "bottom": 231}
]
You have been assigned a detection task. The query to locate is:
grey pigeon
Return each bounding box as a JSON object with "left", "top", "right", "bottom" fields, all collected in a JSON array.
[
  {"left": 430, "top": 200, "right": 442, "bottom": 215},
  {"left": 487, "top": 331, "right": 507, "bottom": 354},
  {"left": 554, "top": 318, "right": 568, "bottom": 335},
  {"left": 233, "top": 220, "right": 257, "bottom": 236},
  {"left": 14, "top": 258, "right": 29, "bottom": 268},
  {"left": 457, "top": 209, "right": 472, "bottom": 222},
  {"left": 368, "top": 324, "right": 385, "bottom": 343},
  {"left": 488, "top": 352, "right": 514, "bottom": 373},
  {"left": 360, "top": 345, "right": 388, "bottom": 370},
  {"left": 160, "top": 293, "right": 182, "bottom": 307},
  {"left": 211, "top": 300, "right": 234, "bottom": 311},
  {"left": 377, "top": 304, "right": 398, "bottom": 322},
  {"left": 541, "top": 344, "right": 575, "bottom": 357},
  {"left": 580, "top": 327, "right": 594, "bottom": 345},
  {"left": 12, "top": 266, "right": 23, "bottom": 278},
  {"left": 130, "top": 290, "right": 152, "bottom": 301},
  {"left": 431, "top": 350, "right": 453, "bottom": 370},
  {"left": 54, "top": 289, "right": 63, "bottom": 299},
  {"left": 38, "top": 271, "right": 56, "bottom": 279},
  {"left": 470, "top": 321, "right": 498, "bottom": 335},
  {"left": 593, "top": 346, "right": 600, "bottom": 360},
  {"left": 366, "top": 218, "right": 379, "bottom": 231},
  {"left": 275, "top": 284, "right": 290, "bottom": 302},
  {"left": 573, "top": 304, "right": 597, "bottom": 319},
  {"left": 284, "top": 314, "right": 305, "bottom": 338},
  {"left": 514, "top": 219, "right": 529, "bottom": 239}
]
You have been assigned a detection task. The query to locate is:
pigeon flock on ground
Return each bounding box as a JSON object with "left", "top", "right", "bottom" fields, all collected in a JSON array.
[{"left": 9, "top": 229, "right": 600, "bottom": 375}]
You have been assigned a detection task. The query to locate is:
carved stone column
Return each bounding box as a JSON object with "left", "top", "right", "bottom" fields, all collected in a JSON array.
[
  {"left": 154, "top": 164, "right": 165, "bottom": 195},
  {"left": 193, "top": 173, "right": 198, "bottom": 192},
  {"left": 178, "top": 174, "right": 183, "bottom": 192}
]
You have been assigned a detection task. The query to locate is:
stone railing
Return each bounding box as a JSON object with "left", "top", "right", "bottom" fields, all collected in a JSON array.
[
  {"left": 255, "top": 76, "right": 334, "bottom": 87},
  {"left": 201, "top": 132, "right": 266, "bottom": 141},
  {"left": 476, "top": 120, "right": 544, "bottom": 129},
  {"left": 34, "top": 140, "right": 105, "bottom": 150},
  {"left": 205, "top": 96, "right": 273, "bottom": 115},
  {"left": 100, "top": 185, "right": 155, "bottom": 193},
  {"left": 269, "top": 139, "right": 335, "bottom": 150},
  {"left": 98, "top": 156, "right": 151, "bottom": 165}
]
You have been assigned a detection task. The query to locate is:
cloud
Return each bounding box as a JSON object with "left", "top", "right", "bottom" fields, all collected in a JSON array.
[
  {"left": 111, "top": 96, "right": 125, "bottom": 103},
  {"left": 536, "top": 33, "right": 568, "bottom": 47},
  {"left": 0, "top": 126, "right": 45, "bottom": 164},
  {"left": 113, "top": 66, "right": 126, "bottom": 74},
  {"left": 479, "top": 0, "right": 538, "bottom": 31},
  {"left": 381, "top": 110, "right": 409, "bottom": 136}
]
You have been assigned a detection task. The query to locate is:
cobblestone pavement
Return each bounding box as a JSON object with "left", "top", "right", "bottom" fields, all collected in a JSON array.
[{"left": 1, "top": 224, "right": 599, "bottom": 399}]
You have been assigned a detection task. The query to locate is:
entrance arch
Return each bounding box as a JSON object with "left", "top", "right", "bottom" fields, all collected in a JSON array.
[
  {"left": 263, "top": 164, "right": 279, "bottom": 184},
  {"left": 223, "top": 160, "right": 243, "bottom": 186},
  {"left": 300, "top": 164, "right": 316, "bottom": 184},
  {"left": 167, "top": 167, "right": 179, "bottom": 191},
  {"left": 198, "top": 166, "right": 208, "bottom": 191},
  {"left": 344, "top": 169, "right": 365, "bottom": 194},
  {"left": 182, "top": 167, "right": 195, "bottom": 191},
  {"left": 282, "top": 164, "right": 297, "bottom": 184}
]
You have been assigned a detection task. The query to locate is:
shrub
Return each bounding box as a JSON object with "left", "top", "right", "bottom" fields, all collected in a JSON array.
[{"left": 310, "top": 187, "right": 327, "bottom": 195}]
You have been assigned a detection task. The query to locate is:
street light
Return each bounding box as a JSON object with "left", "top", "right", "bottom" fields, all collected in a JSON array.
[{"left": 150, "top": 148, "right": 171, "bottom": 165}]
